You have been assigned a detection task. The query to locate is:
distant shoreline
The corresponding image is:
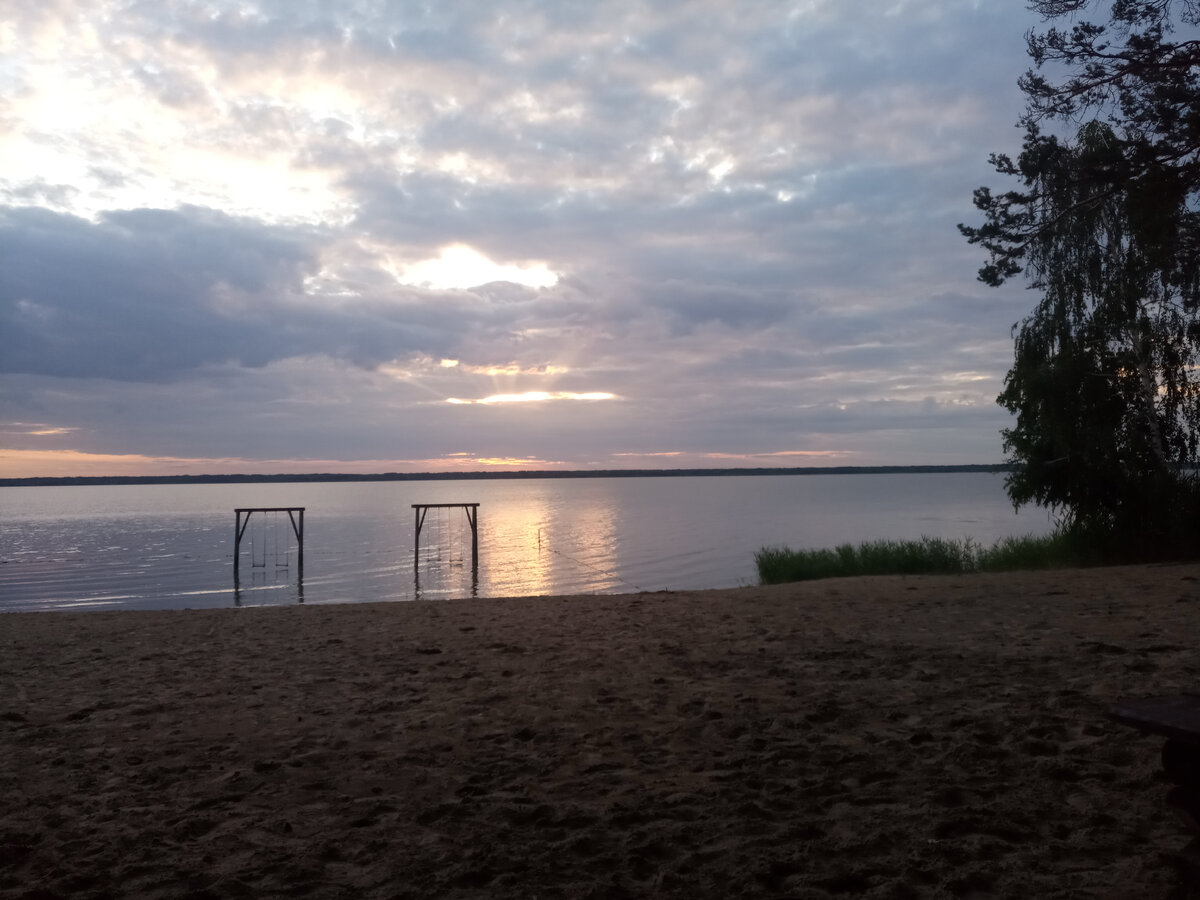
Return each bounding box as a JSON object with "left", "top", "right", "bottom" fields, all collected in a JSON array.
[{"left": 0, "top": 464, "right": 1013, "bottom": 487}]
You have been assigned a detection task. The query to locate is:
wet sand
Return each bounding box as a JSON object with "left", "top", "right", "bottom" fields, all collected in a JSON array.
[{"left": 3, "top": 564, "right": 1200, "bottom": 898}]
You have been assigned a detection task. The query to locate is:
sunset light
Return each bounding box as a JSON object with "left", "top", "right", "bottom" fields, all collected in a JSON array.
[
  {"left": 2, "top": 10, "right": 1166, "bottom": 894},
  {"left": 1, "top": 1, "right": 1042, "bottom": 477},
  {"left": 398, "top": 245, "right": 559, "bottom": 291},
  {"left": 447, "top": 391, "right": 617, "bottom": 405}
]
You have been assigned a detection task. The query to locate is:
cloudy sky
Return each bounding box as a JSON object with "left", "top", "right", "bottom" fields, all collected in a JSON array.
[{"left": 1, "top": 0, "right": 1047, "bottom": 477}]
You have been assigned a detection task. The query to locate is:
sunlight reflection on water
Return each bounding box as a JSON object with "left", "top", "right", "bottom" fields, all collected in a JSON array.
[{"left": 0, "top": 474, "right": 1053, "bottom": 612}]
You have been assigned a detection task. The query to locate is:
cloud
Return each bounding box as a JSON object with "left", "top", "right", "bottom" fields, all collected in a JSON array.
[
  {"left": 0, "top": 0, "right": 1047, "bottom": 473},
  {"left": 0, "top": 206, "right": 316, "bottom": 380}
]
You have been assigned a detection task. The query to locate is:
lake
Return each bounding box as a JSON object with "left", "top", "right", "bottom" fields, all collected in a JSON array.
[{"left": 0, "top": 473, "right": 1053, "bottom": 612}]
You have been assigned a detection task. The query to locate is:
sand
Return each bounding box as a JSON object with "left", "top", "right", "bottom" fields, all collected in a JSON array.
[{"left": 2, "top": 564, "right": 1200, "bottom": 899}]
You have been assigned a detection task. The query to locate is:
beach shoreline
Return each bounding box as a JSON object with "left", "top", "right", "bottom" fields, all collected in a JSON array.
[{"left": 3, "top": 564, "right": 1199, "bottom": 898}]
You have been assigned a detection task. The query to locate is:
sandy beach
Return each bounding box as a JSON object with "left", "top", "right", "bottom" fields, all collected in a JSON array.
[{"left": 3, "top": 564, "right": 1200, "bottom": 898}]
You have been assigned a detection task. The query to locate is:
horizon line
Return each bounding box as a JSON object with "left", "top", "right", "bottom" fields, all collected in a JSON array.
[{"left": 1, "top": 463, "right": 1013, "bottom": 487}]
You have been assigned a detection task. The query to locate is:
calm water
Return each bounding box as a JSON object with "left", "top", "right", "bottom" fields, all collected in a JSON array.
[{"left": 0, "top": 474, "right": 1053, "bottom": 612}]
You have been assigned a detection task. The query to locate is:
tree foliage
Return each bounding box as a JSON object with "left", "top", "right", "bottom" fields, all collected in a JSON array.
[{"left": 961, "top": 1, "right": 1200, "bottom": 549}]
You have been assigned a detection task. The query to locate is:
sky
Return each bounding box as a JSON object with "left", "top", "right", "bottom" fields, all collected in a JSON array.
[{"left": 0, "top": 0, "right": 1050, "bottom": 478}]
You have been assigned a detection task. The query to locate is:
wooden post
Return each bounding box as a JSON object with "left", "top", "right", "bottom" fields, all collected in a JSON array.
[
  {"left": 466, "top": 505, "right": 478, "bottom": 570},
  {"left": 234, "top": 510, "right": 243, "bottom": 578},
  {"left": 287, "top": 508, "right": 304, "bottom": 576},
  {"left": 414, "top": 505, "right": 428, "bottom": 567}
]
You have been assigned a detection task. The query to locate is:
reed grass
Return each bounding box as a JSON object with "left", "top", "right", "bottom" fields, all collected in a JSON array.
[{"left": 755, "top": 532, "right": 1077, "bottom": 584}]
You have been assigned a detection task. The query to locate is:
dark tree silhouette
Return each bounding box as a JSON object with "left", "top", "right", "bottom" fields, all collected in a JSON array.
[{"left": 961, "top": 1, "right": 1200, "bottom": 549}]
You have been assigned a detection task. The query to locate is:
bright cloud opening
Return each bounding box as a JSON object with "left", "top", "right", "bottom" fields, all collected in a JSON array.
[
  {"left": 2, "top": 422, "right": 79, "bottom": 437},
  {"left": 446, "top": 391, "right": 617, "bottom": 405},
  {"left": 398, "top": 244, "right": 559, "bottom": 290}
]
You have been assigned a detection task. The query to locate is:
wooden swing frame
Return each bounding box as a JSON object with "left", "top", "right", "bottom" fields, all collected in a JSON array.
[
  {"left": 234, "top": 507, "right": 305, "bottom": 578},
  {"left": 412, "top": 503, "right": 478, "bottom": 570}
]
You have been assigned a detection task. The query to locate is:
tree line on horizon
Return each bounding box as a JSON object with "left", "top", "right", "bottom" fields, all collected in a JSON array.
[{"left": 0, "top": 464, "right": 1015, "bottom": 488}]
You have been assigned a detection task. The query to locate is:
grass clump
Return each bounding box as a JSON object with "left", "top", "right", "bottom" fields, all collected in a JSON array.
[
  {"left": 756, "top": 532, "right": 1076, "bottom": 584},
  {"left": 975, "top": 533, "right": 1076, "bottom": 571}
]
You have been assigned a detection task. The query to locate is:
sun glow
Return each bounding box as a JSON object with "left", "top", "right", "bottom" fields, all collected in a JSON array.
[
  {"left": 0, "top": 448, "right": 578, "bottom": 478},
  {"left": 398, "top": 244, "right": 559, "bottom": 290},
  {"left": 446, "top": 391, "right": 616, "bottom": 405}
]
